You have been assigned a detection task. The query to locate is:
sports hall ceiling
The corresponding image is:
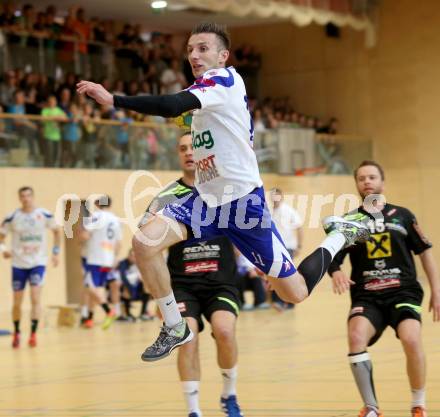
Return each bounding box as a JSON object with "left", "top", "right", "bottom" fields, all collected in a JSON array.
[{"left": 33, "top": 0, "right": 283, "bottom": 32}]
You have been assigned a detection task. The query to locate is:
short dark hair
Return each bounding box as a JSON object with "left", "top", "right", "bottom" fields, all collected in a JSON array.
[
  {"left": 354, "top": 160, "right": 385, "bottom": 181},
  {"left": 95, "top": 195, "right": 112, "bottom": 208},
  {"left": 191, "top": 22, "right": 231, "bottom": 50},
  {"left": 18, "top": 186, "right": 33, "bottom": 195}
]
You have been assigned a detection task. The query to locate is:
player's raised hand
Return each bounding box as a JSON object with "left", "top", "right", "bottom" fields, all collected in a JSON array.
[
  {"left": 429, "top": 289, "right": 440, "bottom": 322},
  {"left": 331, "top": 270, "right": 354, "bottom": 295},
  {"left": 76, "top": 81, "right": 114, "bottom": 106},
  {"left": 2, "top": 250, "right": 11, "bottom": 259}
]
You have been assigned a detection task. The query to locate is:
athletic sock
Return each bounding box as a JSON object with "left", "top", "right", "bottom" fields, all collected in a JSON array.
[
  {"left": 13, "top": 320, "right": 20, "bottom": 334},
  {"left": 221, "top": 366, "right": 238, "bottom": 398},
  {"left": 156, "top": 292, "right": 182, "bottom": 327},
  {"left": 349, "top": 351, "right": 379, "bottom": 409},
  {"left": 319, "top": 233, "right": 346, "bottom": 258},
  {"left": 80, "top": 305, "right": 89, "bottom": 319},
  {"left": 101, "top": 303, "right": 111, "bottom": 314},
  {"left": 114, "top": 302, "right": 121, "bottom": 317},
  {"left": 411, "top": 387, "right": 426, "bottom": 408},
  {"left": 182, "top": 381, "right": 201, "bottom": 416},
  {"left": 31, "top": 319, "right": 38, "bottom": 334}
]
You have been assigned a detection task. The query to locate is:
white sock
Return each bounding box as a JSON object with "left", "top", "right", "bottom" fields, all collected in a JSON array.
[
  {"left": 80, "top": 305, "right": 88, "bottom": 318},
  {"left": 182, "top": 381, "right": 201, "bottom": 415},
  {"left": 156, "top": 292, "right": 182, "bottom": 327},
  {"left": 319, "top": 233, "right": 346, "bottom": 259},
  {"left": 221, "top": 366, "right": 237, "bottom": 398},
  {"left": 114, "top": 302, "right": 121, "bottom": 316},
  {"left": 411, "top": 387, "right": 426, "bottom": 408}
]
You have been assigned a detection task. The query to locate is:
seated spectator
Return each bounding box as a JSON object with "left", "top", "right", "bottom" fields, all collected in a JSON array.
[
  {"left": 235, "top": 250, "right": 269, "bottom": 311},
  {"left": 317, "top": 117, "right": 339, "bottom": 134},
  {"left": 41, "top": 94, "right": 66, "bottom": 167},
  {"left": 116, "top": 249, "right": 153, "bottom": 321}
]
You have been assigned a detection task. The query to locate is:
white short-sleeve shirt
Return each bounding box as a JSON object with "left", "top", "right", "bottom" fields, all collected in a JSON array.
[
  {"left": 0, "top": 208, "right": 57, "bottom": 268},
  {"left": 83, "top": 210, "right": 122, "bottom": 267}
]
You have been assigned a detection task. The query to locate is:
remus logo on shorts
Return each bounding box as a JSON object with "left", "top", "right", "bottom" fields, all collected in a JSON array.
[{"left": 192, "top": 130, "right": 215, "bottom": 150}]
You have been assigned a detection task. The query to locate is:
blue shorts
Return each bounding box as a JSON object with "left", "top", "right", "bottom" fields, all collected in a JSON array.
[
  {"left": 85, "top": 264, "right": 113, "bottom": 288},
  {"left": 12, "top": 266, "right": 46, "bottom": 292},
  {"left": 163, "top": 186, "right": 296, "bottom": 278}
]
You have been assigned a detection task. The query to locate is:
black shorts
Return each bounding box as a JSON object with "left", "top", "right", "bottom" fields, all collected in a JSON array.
[
  {"left": 349, "top": 287, "right": 424, "bottom": 346},
  {"left": 172, "top": 281, "right": 241, "bottom": 332}
]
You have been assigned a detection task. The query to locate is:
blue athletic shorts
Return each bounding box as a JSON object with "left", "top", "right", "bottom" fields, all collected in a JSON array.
[
  {"left": 163, "top": 186, "right": 296, "bottom": 278},
  {"left": 85, "top": 264, "right": 113, "bottom": 288},
  {"left": 12, "top": 266, "right": 46, "bottom": 292}
]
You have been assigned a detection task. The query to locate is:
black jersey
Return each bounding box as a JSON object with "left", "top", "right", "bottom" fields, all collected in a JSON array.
[
  {"left": 168, "top": 236, "right": 237, "bottom": 286},
  {"left": 328, "top": 203, "right": 432, "bottom": 299},
  {"left": 143, "top": 177, "right": 237, "bottom": 286}
]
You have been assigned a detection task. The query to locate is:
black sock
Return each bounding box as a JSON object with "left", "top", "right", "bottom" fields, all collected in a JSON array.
[
  {"left": 31, "top": 319, "right": 38, "bottom": 334},
  {"left": 140, "top": 294, "right": 149, "bottom": 315},
  {"left": 122, "top": 297, "right": 131, "bottom": 316},
  {"left": 14, "top": 320, "right": 20, "bottom": 334},
  {"left": 101, "top": 303, "right": 111, "bottom": 314},
  {"left": 297, "top": 247, "right": 332, "bottom": 294},
  {"left": 88, "top": 311, "right": 94, "bottom": 320}
]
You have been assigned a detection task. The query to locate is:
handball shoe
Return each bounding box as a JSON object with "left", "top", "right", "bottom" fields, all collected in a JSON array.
[
  {"left": 12, "top": 332, "right": 20, "bottom": 349},
  {"left": 28, "top": 332, "right": 37, "bottom": 348},
  {"left": 221, "top": 395, "right": 244, "bottom": 417},
  {"left": 411, "top": 406, "right": 427, "bottom": 417},
  {"left": 359, "top": 406, "right": 383, "bottom": 417},
  {"left": 323, "top": 214, "right": 370, "bottom": 247},
  {"left": 102, "top": 309, "right": 116, "bottom": 330},
  {"left": 141, "top": 319, "right": 193, "bottom": 362}
]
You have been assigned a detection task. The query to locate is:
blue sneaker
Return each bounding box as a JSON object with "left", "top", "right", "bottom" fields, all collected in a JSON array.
[
  {"left": 188, "top": 413, "right": 200, "bottom": 417},
  {"left": 221, "top": 395, "right": 244, "bottom": 417}
]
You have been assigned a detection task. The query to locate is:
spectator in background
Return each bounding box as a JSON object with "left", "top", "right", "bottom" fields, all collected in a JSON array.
[
  {"left": 253, "top": 108, "right": 266, "bottom": 133},
  {"left": 112, "top": 79, "right": 125, "bottom": 96},
  {"left": 0, "top": 70, "right": 17, "bottom": 108},
  {"left": 43, "top": 6, "right": 62, "bottom": 78},
  {"left": 72, "top": 8, "right": 91, "bottom": 76},
  {"left": 115, "top": 109, "right": 133, "bottom": 168},
  {"left": 58, "top": 87, "right": 71, "bottom": 113},
  {"left": 62, "top": 102, "right": 81, "bottom": 167},
  {"left": 117, "top": 248, "right": 153, "bottom": 321},
  {"left": 269, "top": 188, "right": 303, "bottom": 311},
  {"left": 41, "top": 94, "right": 66, "bottom": 167},
  {"left": 318, "top": 117, "right": 339, "bottom": 134},
  {"left": 8, "top": 89, "right": 39, "bottom": 158},
  {"left": 81, "top": 102, "right": 98, "bottom": 168},
  {"left": 0, "top": 2, "right": 18, "bottom": 29},
  {"left": 160, "top": 58, "right": 187, "bottom": 94}
]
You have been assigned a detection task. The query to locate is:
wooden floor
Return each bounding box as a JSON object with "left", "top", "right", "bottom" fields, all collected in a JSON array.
[{"left": 1, "top": 284, "right": 439, "bottom": 417}]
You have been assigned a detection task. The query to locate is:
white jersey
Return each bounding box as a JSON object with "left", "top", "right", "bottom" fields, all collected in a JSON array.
[
  {"left": 271, "top": 202, "right": 303, "bottom": 251},
  {"left": 0, "top": 208, "right": 57, "bottom": 268},
  {"left": 83, "top": 210, "right": 122, "bottom": 267},
  {"left": 188, "top": 66, "right": 263, "bottom": 206}
]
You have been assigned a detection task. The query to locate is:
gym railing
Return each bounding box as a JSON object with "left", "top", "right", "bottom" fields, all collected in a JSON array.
[{"left": 0, "top": 113, "right": 371, "bottom": 174}]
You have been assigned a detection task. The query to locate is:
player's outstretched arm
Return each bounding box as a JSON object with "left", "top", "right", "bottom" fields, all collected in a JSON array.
[
  {"left": 77, "top": 80, "right": 201, "bottom": 118},
  {"left": 419, "top": 248, "right": 440, "bottom": 321}
]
